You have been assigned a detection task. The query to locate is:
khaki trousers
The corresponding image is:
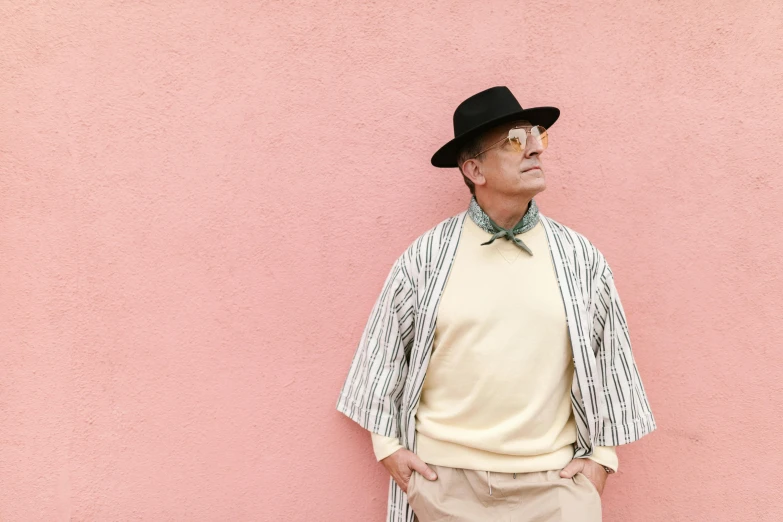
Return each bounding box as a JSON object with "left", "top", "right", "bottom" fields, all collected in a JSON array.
[{"left": 408, "top": 464, "right": 602, "bottom": 522}]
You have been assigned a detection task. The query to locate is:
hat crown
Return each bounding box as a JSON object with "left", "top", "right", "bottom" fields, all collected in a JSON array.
[{"left": 453, "top": 86, "right": 523, "bottom": 137}]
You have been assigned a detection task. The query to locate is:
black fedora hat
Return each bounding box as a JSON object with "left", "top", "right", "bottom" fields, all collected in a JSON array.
[{"left": 431, "top": 86, "right": 560, "bottom": 168}]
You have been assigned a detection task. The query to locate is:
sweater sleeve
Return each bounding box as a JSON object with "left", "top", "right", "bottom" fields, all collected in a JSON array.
[
  {"left": 584, "top": 446, "right": 619, "bottom": 472},
  {"left": 371, "top": 433, "right": 405, "bottom": 461}
]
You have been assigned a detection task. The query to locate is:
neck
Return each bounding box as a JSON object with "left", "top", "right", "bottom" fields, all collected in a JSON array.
[{"left": 474, "top": 192, "right": 534, "bottom": 229}]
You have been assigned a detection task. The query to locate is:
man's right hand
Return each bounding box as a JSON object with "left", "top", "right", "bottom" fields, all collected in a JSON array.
[{"left": 380, "top": 448, "right": 438, "bottom": 493}]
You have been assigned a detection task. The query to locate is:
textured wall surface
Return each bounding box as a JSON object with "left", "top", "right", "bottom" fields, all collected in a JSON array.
[{"left": 1, "top": 1, "right": 782, "bottom": 520}]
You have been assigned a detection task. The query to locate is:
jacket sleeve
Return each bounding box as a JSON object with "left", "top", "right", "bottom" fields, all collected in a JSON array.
[
  {"left": 336, "top": 257, "right": 416, "bottom": 438},
  {"left": 592, "top": 261, "right": 657, "bottom": 446}
]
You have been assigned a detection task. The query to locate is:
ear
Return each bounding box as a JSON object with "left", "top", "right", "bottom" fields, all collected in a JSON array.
[{"left": 461, "top": 159, "right": 486, "bottom": 189}]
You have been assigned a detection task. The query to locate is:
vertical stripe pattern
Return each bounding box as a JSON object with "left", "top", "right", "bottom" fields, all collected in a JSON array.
[{"left": 337, "top": 211, "right": 656, "bottom": 522}]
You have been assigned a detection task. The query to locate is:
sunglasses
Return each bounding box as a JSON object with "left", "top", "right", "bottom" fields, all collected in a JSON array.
[{"left": 469, "top": 125, "right": 548, "bottom": 160}]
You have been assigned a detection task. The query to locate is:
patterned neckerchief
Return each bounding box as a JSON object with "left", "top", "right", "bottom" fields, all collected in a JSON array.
[{"left": 466, "top": 196, "right": 540, "bottom": 255}]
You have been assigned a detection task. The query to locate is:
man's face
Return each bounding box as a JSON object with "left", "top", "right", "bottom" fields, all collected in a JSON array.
[{"left": 474, "top": 120, "right": 546, "bottom": 198}]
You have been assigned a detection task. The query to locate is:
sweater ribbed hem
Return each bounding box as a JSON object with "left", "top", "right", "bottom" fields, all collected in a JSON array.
[{"left": 415, "top": 432, "right": 575, "bottom": 473}]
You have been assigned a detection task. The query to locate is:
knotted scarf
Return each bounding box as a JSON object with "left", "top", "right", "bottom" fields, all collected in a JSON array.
[{"left": 466, "top": 196, "right": 540, "bottom": 256}]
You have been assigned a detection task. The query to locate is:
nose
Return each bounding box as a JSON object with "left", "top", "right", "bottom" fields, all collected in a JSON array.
[{"left": 524, "top": 132, "right": 544, "bottom": 158}]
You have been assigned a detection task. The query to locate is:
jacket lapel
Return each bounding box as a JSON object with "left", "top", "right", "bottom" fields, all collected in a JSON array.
[
  {"left": 540, "top": 215, "right": 600, "bottom": 451},
  {"left": 404, "top": 211, "right": 466, "bottom": 448}
]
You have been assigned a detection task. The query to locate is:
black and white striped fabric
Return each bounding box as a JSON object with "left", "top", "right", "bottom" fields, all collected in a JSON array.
[{"left": 337, "top": 208, "right": 656, "bottom": 522}]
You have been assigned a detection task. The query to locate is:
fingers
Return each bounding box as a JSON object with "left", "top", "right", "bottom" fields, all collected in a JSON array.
[
  {"left": 559, "top": 458, "right": 585, "bottom": 479},
  {"left": 408, "top": 454, "right": 437, "bottom": 480},
  {"left": 379, "top": 448, "right": 438, "bottom": 492}
]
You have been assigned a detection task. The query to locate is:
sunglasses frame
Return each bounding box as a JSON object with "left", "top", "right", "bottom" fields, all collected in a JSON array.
[{"left": 468, "top": 125, "right": 548, "bottom": 161}]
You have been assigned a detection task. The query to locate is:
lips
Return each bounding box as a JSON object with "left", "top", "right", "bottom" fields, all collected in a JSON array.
[{"left": 523, "top": 166, "right": 540, "bottom": 172}]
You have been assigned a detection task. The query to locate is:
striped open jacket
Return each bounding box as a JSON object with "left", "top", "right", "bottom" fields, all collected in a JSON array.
[{"left": 337, "top": 207, "right": 656, "bottom": 522}]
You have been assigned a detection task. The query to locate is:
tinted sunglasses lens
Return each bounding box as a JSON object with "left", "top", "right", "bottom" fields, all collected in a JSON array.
[
  {"left": 507, "top": 128, "right": 526, "bottom": 152},
  {"left": 532, "top": 126, "right": 548, "bottom": 149}
]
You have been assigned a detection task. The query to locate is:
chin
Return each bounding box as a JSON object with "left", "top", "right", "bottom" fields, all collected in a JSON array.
[{"left": 522, "top": 177, "right": 546, "bottom": 193}]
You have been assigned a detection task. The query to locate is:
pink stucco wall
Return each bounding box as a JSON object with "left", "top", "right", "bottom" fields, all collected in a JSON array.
[{"left": 2, "top": 1, "right": 782, "bottom": 520}]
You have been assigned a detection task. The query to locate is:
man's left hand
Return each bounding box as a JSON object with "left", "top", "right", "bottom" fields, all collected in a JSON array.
[{"left": 559, "top": 458, "right": 609, "bottom": 496}]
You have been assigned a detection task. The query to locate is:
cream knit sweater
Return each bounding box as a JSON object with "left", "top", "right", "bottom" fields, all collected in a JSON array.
[{"left": 372, "top": 217, "right": 618, "bottom": 473}]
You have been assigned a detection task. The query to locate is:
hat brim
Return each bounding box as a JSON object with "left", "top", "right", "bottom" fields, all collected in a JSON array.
[{"left": 431, "top": 106, "right": 560, "bottom": 169}]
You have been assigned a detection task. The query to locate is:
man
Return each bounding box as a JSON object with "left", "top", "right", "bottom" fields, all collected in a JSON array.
[{"left": 337, "top": 86, "right": 656, "bottom": 522}]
